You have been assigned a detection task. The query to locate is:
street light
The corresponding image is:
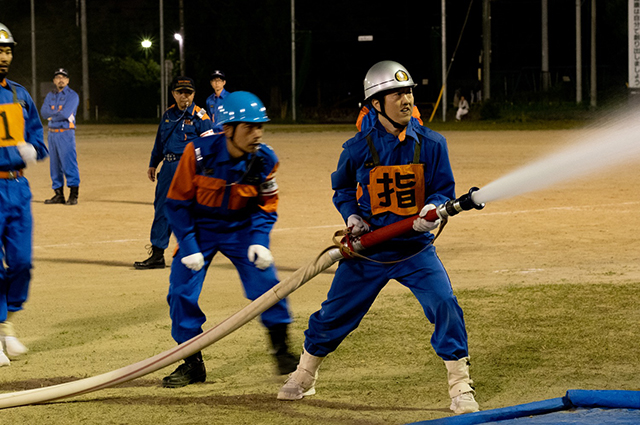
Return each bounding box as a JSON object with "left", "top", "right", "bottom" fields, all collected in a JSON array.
[
  {"left": 174, "top": 32, "right": 185, "bottom": 75},
  {"left": 141, "top": 39, "right": 152, "bottom": 59}
]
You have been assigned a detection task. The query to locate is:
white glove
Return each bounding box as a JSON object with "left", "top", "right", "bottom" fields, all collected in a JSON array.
[
  {"left": 181, "top": 252, "right": 205, "bottom": 271},
  {"left": 347, "top": 214, "right": 370, "bottom": 236},
  {"left": 17, "top": 143, "right": 37, "bottom": 166},
  {"left": 412, "top": 204, "right": 441, "bottom": 232},
  {"left": 248, "top": 244, "right": 274, "bottom": 270}
]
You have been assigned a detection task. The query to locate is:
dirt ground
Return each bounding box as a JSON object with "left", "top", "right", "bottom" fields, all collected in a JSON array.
[{"left": 1, "top": 124, "right": 639, "bottom": 423}]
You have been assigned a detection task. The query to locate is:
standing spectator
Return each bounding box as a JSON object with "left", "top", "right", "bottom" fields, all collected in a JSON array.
[
  {"left": 205, "top": 70, "right": 230, "bottom": 134},
  {"left": 40, "top": 68, "right": 80, "bottom": 205},
  {"left": 277, "top": 61, "right": 479, "bottom": 415},
  {"left": 456, "top": 96, "right": 469, "bottom": 121},
  {"left": 161, "top": 91, "right": 298, "bottom": 388},
  {"left": 0, "top": 22, "right": 48, "bottom": 365},
  {"left": 134, "top": 76, "right": 214, "bottom": 270}
]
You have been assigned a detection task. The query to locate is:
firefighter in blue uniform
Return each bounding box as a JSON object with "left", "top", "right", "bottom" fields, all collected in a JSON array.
[
  {"left": 205, "top": 70, "right": 230, "bottom": 135},
  {"left": 0, "top": 23, "right": 49, "bottom": 366},
  {"left": 134, "top": 76, "right": 214, "bottom": 270},
  {"left": 40, "top": 68, "right": 80, "bottom": 205},
  {"left": 278, "top": 61, "right": 480, "bottom": 415},
  {"left": 161, "top": 91, "right": 298, "bottom": 388}
]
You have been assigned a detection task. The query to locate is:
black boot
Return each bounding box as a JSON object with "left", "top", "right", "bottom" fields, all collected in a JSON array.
[
  {"left": 44, "top": 188, "right": 65, "bottom": 204},
  {"left": 162, "top": 351, "right": 207, "bottom": 388},
  {"left": 133, "top": 245, "right": 165, "bottom": 269},
  {"left": 268, "top": 323, "right": 300, "bottom": 375},
  {"left": 66, "top": 186, "right": 79, "bottom": 205}
]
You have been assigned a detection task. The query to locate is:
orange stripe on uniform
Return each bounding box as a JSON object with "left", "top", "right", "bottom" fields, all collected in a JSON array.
[
  {"left": 228, "top": 184, "right": 259, "bottom": 210},
  {"left": 194, "top": 175, "right": 227, "bottom": 208},
  {"left": 259, "top": 194, "right": 278, "bottom": 213}
]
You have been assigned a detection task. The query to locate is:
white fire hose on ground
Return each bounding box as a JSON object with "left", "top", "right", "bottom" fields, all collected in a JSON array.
[{"left": 0, "top": 190, "right": 486, "bottom": 410}]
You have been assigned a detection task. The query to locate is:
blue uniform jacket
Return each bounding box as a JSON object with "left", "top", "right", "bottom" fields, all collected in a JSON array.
[
  {"left": 165, "top": 135, "right": 279, "bottom": 256},
  {"left": 39, "top": 86, "right": 79, "bottom": 130},
  {"left": 0, "top": 79, "right": 48, "bottom": 170},
  {"left": 205, "top": 89, "right": 230, "bottom": 134},
  {"left": 149, "top": 104, "right": 213, "bottom": 168},
  {"left": 331, "top": 115, "right": 455, "bottom": 244}
]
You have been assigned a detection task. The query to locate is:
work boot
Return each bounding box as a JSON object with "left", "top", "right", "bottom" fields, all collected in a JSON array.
[
  {"left": 133, "top": 245, "right": 165, "bottom": 269},
  {"left": 0, "top": 317, "right": 28, "bottom": 358},
  {"left": 0, "top": 349, "right": 9, "bottom": 367},
  {"left": 277, "top": 348, "right": 324, "bottom": 401},
  {"left": 44, "top": 187, "right": 65, "bottom": 204},
  {"left": 267, "top": 323, "right": 299, "bottom": 375},
  {"left": 162, "top": 351, "right": 206, "bottom": 388},
  {"left": 66, "top": 186, "right": 79, "bottom": 205},
  {"left": 445, "top": 356, "right": 480, "bottom": 414}
]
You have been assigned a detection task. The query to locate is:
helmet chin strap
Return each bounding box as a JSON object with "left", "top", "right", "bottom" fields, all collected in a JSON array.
[
  {"left": 375, "top": 101, "right": 407, "bottom": 130},
  {"left": 227, "top": 126, "right": 253, "bottom": 156}
]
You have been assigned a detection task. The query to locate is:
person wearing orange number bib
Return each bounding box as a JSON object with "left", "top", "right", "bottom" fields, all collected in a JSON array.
[
  {"left": 0, "top": 23, "right": 49, "bottom": 366},
  {"left": 278, "top": 61, "right": 479, "bottom": 415}
]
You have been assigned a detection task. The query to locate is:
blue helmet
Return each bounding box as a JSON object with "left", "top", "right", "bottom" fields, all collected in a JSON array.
[{"left": 216, "top": 91, "right": 270, "bottom": 125}]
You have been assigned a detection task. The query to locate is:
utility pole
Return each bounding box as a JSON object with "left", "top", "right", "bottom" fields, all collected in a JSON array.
[
  {"left": 576, "top": 0, "right": 582, "bottom": 104},
  {"left": 80, "top": 0, "right": 90, "bottom": 120},
  {"left": 590, "top": 0, "right": 597, "bottom": 108},
  {"left": 179, "top": 0, "right": 185, "bottom": 75},
  {"left": 441, "top": 0, "right": 447, "bottom": 121},
  {"left": 482, "top": 0, "right": 491, "bottom": 100},
  {"left": 291, "top": 0, "right": 296, "bottom": 122},
  {"left": 160, "top": 0, "right": 166, "bottom": 111},
  {"left": 30, "top": 0, "right": 36, "bottom": 101},
  {"left": 541, "top": 0, "right": 550, "bottom": 92}
]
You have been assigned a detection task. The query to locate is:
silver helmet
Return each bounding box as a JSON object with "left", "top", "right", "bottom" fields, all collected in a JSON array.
[
  {"left": 0, "top": 23, "right": 16, "bottom": 46},
  {"left": 363, "top": 60, "right": 416, "bottom": 101}
]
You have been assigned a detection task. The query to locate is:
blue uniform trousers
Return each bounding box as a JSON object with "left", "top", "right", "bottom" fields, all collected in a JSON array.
[
  {"left": 167, "top": 226, "right": 292, "bottom": 344},
  {"left": 150, "top": 161, "right": 179, "bottom": 250},
  {"left": 47, "top": 130, "right": 80, "bottom": 188},
  {"left": 304, "top": 244, "right": 469, "bottom": 361},
  {"left": 0, "top": 179, "right": 33, "bottom": 322}
]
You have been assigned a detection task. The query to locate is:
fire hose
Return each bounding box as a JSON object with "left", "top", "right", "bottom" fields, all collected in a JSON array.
[{"left": 0, "top": 188, "right": 484, "bottom": 409}]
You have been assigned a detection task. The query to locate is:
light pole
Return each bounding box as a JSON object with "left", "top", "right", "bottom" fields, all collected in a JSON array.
[{"left": 174, "top": 33, "right": 185, "bottom": 75}]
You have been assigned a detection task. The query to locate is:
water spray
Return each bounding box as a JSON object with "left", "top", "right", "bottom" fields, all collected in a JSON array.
[{"left": 3, "top": 107, "right": 640, "bottom": 409}]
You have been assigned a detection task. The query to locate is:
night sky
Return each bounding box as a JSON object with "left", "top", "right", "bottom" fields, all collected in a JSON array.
[{"left": 0, "top": 0, "right": 630, "bottom": 120}]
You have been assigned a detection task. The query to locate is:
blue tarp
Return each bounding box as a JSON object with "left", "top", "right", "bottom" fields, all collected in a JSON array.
[{"left": 409, "top": 390, "right": 640, "bottom": 425}]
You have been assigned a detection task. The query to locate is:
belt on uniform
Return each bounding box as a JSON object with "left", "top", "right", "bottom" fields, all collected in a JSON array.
[
  {"left": 49, "top": 128, "right": 73, "bottom": 133},
  {"left": 164, "top": 153, "right": 182, "bottom": 162},
  {"left": 0, "top": 170, "right": 24, "bottom": 179}
]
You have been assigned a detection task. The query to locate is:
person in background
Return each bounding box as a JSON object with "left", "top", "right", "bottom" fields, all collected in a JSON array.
[
  {"left": 133, "top": 76, "right": 214, "bottom": 270},
  {"left": 0, "top": 22, "right": 49, "bottom": 365},
  {"left": 161, "top": 91, "right": 298, "bottom": 388},
  {"left": 205, "top": 70, "right": 230, "bottom": 134},
  {"left": 277, "top": 61, "right": 480, "bottom": 415},
  {"left": 40, "top": 68, "right": 80, "bottom": 205},
  {"left": 456, "top": 96, "right": 469, "bottom": 121}
]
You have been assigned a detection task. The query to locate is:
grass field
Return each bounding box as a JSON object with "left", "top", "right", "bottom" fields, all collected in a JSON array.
[{"left": 0, "top": 123, "right": 638, "bottom": 424}]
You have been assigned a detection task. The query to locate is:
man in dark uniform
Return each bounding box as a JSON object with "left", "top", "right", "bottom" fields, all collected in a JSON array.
[{"left": 134, "top": 77, "right": 214, "bottom": 270}]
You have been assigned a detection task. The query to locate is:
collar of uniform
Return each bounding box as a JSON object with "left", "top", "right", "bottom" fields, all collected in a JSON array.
[
  {"left": 0, "top": 78, "right": 7, "bottom": 88},
  {"left": 225, "top": 151, "right": 254, "bottom": 172},
  {"left": 372, "top": 116, "right": 419, "bottom": 144},
  {"left": 215, "top": 89, "right": 229, "bottom": 100},
  {"left": 402, "top": 118, "right": 420, "bottom": 143},
  {"left": 171, "top": 103, "right": 193, "bottom": 118}
]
